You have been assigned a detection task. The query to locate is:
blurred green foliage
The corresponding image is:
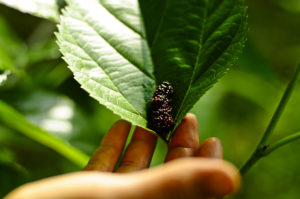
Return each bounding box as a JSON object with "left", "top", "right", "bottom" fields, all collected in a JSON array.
[{"left": 0, "top": 0, "right": 300, "bottom": 198}]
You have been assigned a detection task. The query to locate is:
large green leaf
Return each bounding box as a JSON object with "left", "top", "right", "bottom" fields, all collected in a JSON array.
[
  {"left": 58, "top": 0, "right": 247, "bottom": 141},
  {"left": 140, "top": 0, "right": 248, "bottom": 123},
  {"left": 57, "top": 0, "right": 156, "bottom": 129},
  {"left": 0, "top": 0, "right": 61, "bottom": 22}
]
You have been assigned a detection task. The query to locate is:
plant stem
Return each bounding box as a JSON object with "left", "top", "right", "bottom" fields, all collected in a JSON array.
[
  {"left": 0, "top": 100, "right": 89, "bottom": 168},
  {"left": 263, "top": 131, "right": 300, "bottom": 156},
  {"left": 260, "top": 65, "right": 300, "bottom": 146},
  {"left": 240, "top": 63, "right": 300, "bottom": 175}
]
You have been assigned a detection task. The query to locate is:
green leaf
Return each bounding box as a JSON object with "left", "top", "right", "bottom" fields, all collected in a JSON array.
[
  {"left": 0, "top": 148, "right": 28, "bottom": 198},
  {"left": 57, "top": 0, "right": 156, "bottom": 129},
  {"left": 58, "top": 0, "right": 247, "bottom": 141},
  {"left": 0, "top": 15, "right": 25, "bottom": 86},
  {"left": 0, "top": 46, "right": 14, "bottom": 71},
  {"left": 0, "top": 46, "right": 14, "bottom": 86},
  {"left": 0, "top": 15, "right": 24, "bottom": 58},
  {"left": 0, "top": 0, "right": 61, "bottom": 22},
  {"left": 140, "top": 0, "right": 248, "bottom": 124},
  {"left": 0, "top": 100, "right": 89, "bottom": 167}
]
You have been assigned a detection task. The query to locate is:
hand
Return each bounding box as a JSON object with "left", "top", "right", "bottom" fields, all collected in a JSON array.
[{"left": 6, "top": 113, "right": 240, "bottom": 199}]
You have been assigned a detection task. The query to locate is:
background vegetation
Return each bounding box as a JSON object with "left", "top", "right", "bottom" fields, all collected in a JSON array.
[{"left": 0, "top": 0, "right": 300, "bottom": 198}]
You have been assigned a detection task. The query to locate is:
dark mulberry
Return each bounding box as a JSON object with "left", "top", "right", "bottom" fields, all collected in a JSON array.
[{"left": 149, "top": 81, "right": 175, "bottom": 139}]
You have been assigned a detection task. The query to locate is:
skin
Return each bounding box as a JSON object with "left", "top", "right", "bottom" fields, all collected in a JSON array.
[{"left": 6, "top": 113, "right": 240, "bottom": 199}]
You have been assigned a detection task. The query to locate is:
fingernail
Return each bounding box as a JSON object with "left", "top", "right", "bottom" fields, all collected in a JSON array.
[{"left": 185, "top": 113, "right": 198, "bottom": 133}]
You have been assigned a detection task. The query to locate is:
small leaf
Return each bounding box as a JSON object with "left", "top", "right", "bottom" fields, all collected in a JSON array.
[
  {"left": 0, "top": 15, "right": 24, "bottom": 57},
  {"left": 0, "top": 15, "right": 25, "bottom": 87},
  {"left": 0, "top": 148, "right": 28, "bottom": 198},
  {"left": 0, "top": 46, "right": 14, "bottom": 86},
  {"left": 0, "top": 0, "right": 61, "bottom": 22}
]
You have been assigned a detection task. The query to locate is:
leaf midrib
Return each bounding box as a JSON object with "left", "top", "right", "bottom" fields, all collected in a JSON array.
[
  {"left": 174, "top": 2, "right": 242, "bottom": 122},
  {"left": 71, "top": 5, "right": 153, "bottom": 80},
  {"left": 99, "top": 0, "right": 144, "bottom": 38},
  {"left": 149, "top": 0, "right": 170, "bottom": 49},
  {"left": 174, "top": 1, "right": 209, "bottom": 121}
]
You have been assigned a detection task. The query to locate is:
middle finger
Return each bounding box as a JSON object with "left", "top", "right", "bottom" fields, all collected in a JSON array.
[
  {"left": 165, "top": 113, "right": 199, "bottom": 162},
  {"left": 116, "top": 127, "right": 157, "bottom": 173}
]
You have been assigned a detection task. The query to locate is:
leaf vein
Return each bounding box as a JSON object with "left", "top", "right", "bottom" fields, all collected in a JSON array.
[
  {"left": 61, "top": 20, "right": 144, "bottom": 117},
  {"left": 150, "top": 0, "right": 169, "bottom": 49},
  {"left": 70, "top": 11, "right": 153, "bottom": 80},
  {"left": 99, "top": 0, "right": 144, "bottom": 38},
  {"left": 174, "top": 0, "right": 208, "bottom": 121}
]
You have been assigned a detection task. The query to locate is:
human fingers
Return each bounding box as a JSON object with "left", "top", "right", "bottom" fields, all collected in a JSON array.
[
  {"left": 196, "top": 137, "right": 223, "bottom": 159},
  {"left": 84, "top": 120, "right": 131, "bottom": 172},
  {"left": 5, "top": 172, "right": 134, "bottom": 199},
  {"left": 165, "top": 113, "right": 199, "bottom": 162},
  {"left": 6, "top": 159, "right": 240, "bottom": 199},
  {"left": 116, "top": 127, "right": 157, "bottom": 173},
  {"left": 133, "top": 158, "right": 241, "bottom": 199}
]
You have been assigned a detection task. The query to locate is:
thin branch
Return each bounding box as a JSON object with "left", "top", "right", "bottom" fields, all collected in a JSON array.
[
  {"left": 263, "top": 131, "right": 300, "bottom": 156},
  {"left": 259, "top": 64, "right": 300, "bottom": 147},
  {"left": 0, "top": 100, "right": 89, "bottom": 167},
  {"left": 240, "top": 63, "right": 300, "bottom": 175}
]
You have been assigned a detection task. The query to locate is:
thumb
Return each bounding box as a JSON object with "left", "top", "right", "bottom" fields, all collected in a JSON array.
[{"left": 132, "top": 158, "right": 241, "bottom": 198}]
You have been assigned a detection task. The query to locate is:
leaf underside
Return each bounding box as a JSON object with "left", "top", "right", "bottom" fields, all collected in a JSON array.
[
  {"left": 58, "top": 0, "right": 247, "bottom": 142},
  {"left": 57, "top": 0, "right": 156, "bottom": 129},
  {"left": 0, "top": 0, "right": 60, "bottom": 22}
]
